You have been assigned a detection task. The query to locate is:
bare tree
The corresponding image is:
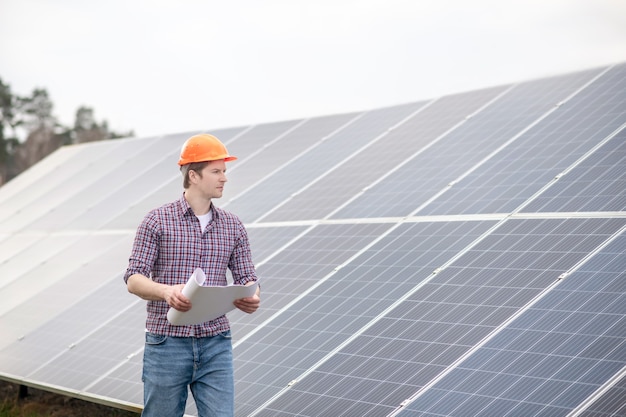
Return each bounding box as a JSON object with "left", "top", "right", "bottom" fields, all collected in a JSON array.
[
  {"left": 0, "top": 78, "right": 20, "bottom": 183},
  {"left": 0, "top": 78, "right": 134, "bottom": 185}
]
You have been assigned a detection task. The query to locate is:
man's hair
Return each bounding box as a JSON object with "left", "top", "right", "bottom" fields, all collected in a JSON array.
[{"left": 180, "top": 161, "right": 209, "bottom": 188}]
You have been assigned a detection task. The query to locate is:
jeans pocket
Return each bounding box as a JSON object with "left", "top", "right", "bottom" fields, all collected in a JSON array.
[{"left": 145, "top": 332, "right": 167, "bottom": 345}]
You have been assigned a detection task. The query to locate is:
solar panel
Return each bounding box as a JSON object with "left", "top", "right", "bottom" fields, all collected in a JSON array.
[
  {"left": 233, "top": 220, "right": 497, "bottom": 416},
  {"left": 0, "top": 234, "right": 85, "bottom": 301},
  {"left": 574, "top": 371, "right": 626, "bottom": 417},
  {"left": 0, "top": 233, "right": 129, "bottom": 318},
  {"left": 420, "top": 64, "right": 626, "bottom": 216},
  {"left": 232, "top": 222, "right": 396, "bottom": 329},
  {"left": 0, "top": 140, "right": 128, "bottom": 232},
  {"left": 224, "top": 102, "right": 425, "bottom": 223},
  {"left": 332, "top": 67, "right": 608, "bottom": 219},
  {"left": 219, "top": 120, "right": 305, "bottom": 201},
  {"left": 0, "top": 145, "right": 84, "bottom": 212},
  {"left": 0, "top": 275, "right": 136, "bottom": 376},
  {"left": 0, "top": 63, "right": 624, "bottom": 417},
  {"left": 393, "top": 229, "right": 626, "bottom": 417},
  {"left": 521, "top": 125, "right": 626, "bottom": 213},
  {"left": 246, "top": 218, "right": 625, "bottom": 417},
  {"left": 260, "top": 85, "right": 509, "bottom": 222},
  {"left": 220, "top": 112, "right": 362, "bottom": 221}
]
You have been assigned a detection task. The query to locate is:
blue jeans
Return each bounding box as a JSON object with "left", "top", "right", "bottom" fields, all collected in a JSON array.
[{"left": 142, "top": 331, "right": 234, "bottom": 417}]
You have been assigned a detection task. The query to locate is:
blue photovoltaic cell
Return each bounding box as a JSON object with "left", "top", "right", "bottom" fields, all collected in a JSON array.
[
  {"left": 522, "top": 126, "right": 626, "bottom": 213},
  {"left": 25, "top": 132, "right": 220, "bottom": 232},
  {"left": 0, "top": 145, "right": 84, "bottom": 215},
  {"left": 261, "top": 85, "right": 508, "bottom": 223},
  {"left": 396, "top": 231, "right": 626, "bottom": 417},
  {"left": 0, "top": 234, "right": 85, "bottom": 296},
  {"left": 220, "top": 120, "right": 305, "bottom": 200},
  {"left": 14, "top": 135, "right": 182, "bottom": 232},
  {"left": 26, "top": 303, "right": 146, "bottom": 391},
  {"left": 420, "top": 64, "right": 626, "bottom": 216},
  {"left": 0, "top": 276, "right": 136, "bottom": 377},
  {"left": 576, "top": 373, "right": 626, "bottom": 417},
  {"left": 246, "top": 225, "right": 311, "bottom": 265},
  {"left": 0, "top": 233, "right": 133, "bottom": 348},
  {"left": 331, "top": 67, "right": 605, "bottom": 219},
  {"left": 0, "top": 139, "right": 132, "bottom": 233},
  {"left": 235, "top": 220, "right": 496, "bottom": 417},
  {"left": 0, "top": 242, "right": 132, "bottom": 355},
  {"left": 251, "top": 218, "right": 625, "bottom": 417},
  {"left": 217, "top": 112, "right": 362, "bottom": 222},
  {"left": 227, "top": 120, "right": 303, "bottom": 160},
  {"left": 227, "top": 225, "right": 310, "bottom": 337},
  {"left": 87, "top": 350, "right": 144, "bottom": 408},
  {"left": 223, "top": 102, "right": 425, "bottom": 223},
  {"left": 231, "top": 222, "right": 394, "bottom": 330}
]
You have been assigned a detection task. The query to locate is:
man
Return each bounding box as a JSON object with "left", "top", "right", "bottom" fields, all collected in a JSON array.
[{"left": 124, "top": 133, "right": 260, "bottom": 417}]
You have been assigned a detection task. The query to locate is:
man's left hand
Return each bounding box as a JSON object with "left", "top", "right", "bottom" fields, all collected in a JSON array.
[{"left": 234, "top": 284, "right": 260, "bottom": 314}]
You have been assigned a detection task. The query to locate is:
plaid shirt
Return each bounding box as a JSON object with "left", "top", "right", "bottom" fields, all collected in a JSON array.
[{"left": 124, "top": 194, "right": 257, "bottom": 337}]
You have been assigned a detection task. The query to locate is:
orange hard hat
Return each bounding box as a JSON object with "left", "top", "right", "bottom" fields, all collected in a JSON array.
[{"left": 177, "top": 133, "right": 237, "bottom": 166}]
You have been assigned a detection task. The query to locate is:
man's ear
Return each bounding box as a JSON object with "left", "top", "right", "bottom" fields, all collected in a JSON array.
[{"left": 188, "top": 169, "right": 199, "bottom": 184}]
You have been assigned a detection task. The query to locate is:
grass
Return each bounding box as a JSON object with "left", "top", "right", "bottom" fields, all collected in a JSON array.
[
  {"left": 0, "top": 381, "right": 138, "bottom": 417},
  {"left": 0, "top": 401, "right": 38, "bottom": 417}
]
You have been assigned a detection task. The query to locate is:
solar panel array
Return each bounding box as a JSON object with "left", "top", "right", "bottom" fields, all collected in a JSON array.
[{"left": 0, "top": 63, "right": 624, "bottom": 417}]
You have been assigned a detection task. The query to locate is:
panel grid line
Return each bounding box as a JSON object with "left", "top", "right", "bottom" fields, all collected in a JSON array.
[
  {"left": 240, "top": 212, "right": 625, "bottom": 416},
  {"left": 244, "top": 216, "right": 529, "bottom": 416},
  {"left": 323, "top": 85, "right": 517, "bottom": 222},
  {"left": 226, "top": 119, "right": 309, "bottom": 175},
  {"left": 387, "top": 222, "right": 626, "bottom": 416},
  {"left": 514, "top": 123, "right": 626, "bottom": 214},
  {"left": 225, "top": 112, "right": 366, "bottom": 206},
  {"left": 413, "top": 67, "right": 615, "bottom": 218},
  {"left": 253, "top": 99, "right": 439, "bottom": 223},
  {"left": 566, "top": 365, "right": 626, "bottom": 417}
]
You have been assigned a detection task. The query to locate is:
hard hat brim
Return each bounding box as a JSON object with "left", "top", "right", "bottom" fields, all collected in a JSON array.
[{"left": 178, "top": 155, "right": 237, "bottom": 166}]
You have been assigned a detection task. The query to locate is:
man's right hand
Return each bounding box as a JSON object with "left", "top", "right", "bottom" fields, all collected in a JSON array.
[
  {"left": 127, "top": 274, "right": 191, "bottom": 311},
  {"left": 163, "top": 284, "right": 192, "bottom": 312}
]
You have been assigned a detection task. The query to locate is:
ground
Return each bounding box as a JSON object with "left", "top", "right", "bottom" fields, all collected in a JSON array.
[{"left": 0, "top": 380, "right": 138, "bottom": 416}]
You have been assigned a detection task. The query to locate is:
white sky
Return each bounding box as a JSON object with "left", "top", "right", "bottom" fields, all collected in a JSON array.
[{"left": 1, "top": 0, "right": 626, "bottom": 138}]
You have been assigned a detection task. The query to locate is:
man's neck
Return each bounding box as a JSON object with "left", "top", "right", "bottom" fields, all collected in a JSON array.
[{"left": 183, "top": 190, "right": 212, "bottom": 215}]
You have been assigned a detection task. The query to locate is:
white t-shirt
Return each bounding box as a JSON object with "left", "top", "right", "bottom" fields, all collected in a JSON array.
[{"left": 196, "top": 211, "right": 213, "bottom": 232}]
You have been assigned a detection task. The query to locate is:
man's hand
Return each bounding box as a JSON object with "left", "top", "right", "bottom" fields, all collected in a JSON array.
[
  {"left": 234, "top": 283, "right": 260, "bottom": 314},
  {"left": 163, "top": 284, "right": 192, "bottom": 312},
  {"left": 127, "top": 274, "right": 192, "bottom": 312}
]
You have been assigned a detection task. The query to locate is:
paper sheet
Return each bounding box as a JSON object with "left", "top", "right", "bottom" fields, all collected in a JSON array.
[{"left": 167, "top": 268, "right": 258, "bottom": 326}]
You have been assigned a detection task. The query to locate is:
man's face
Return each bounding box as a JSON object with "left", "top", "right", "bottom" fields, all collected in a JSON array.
[{"left": 195, "top": 160, "right": 228, "bottom": 199}]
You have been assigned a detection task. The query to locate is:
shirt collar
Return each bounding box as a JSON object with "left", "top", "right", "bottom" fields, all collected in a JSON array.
[{"left": 178, "top": 193, "right": 218, "bottom": 220}]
